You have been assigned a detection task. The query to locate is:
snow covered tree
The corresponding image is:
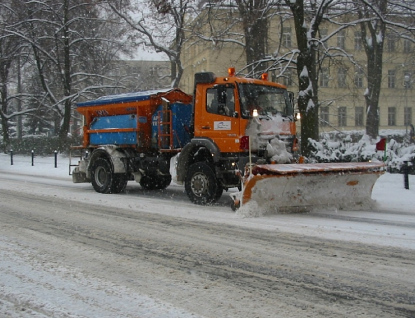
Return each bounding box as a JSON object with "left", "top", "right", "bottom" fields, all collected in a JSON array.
[
  {"left": 355, "top": 0, "right": 387, "bottom": 139},
  {"left": 108, "top": 0, "right": 198, "bottom": 88},
  {"left": 355, "top": 0, "right": 415, "bottom": 139},
  {"left": 283, "top": 0, "right": 332, "bottom": 157},
  {"left": 9, "top": 0, "right": 131, "bottom": 145},
  {"left": 280, "top": 0, "right": 388, "bottom": 157},
  {"left": 192, "top": 0, "right": 274, "bottom": 77},
  {"left": 231, "top": 0, "right": 271, "bottom": 75},
  {"left": 193, "top": 1, "right": 367, "bottom": 157},
  {"left": 0, "top": 0, "right": 33, "bottom": 152}
]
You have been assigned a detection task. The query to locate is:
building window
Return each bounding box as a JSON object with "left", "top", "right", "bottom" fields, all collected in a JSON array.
[
  {"left": 338, "top": 107, "right": 347, "bottom": 127},
  {"left": 404, "top": 39, "right": 412, "bottom": 53},
  {"left": 320, "top": 28, "right": 328, "bottom": 40},
  {"left": 354, "top": 67, "right": 364, "bottom": 88},
  {"left": 320, "top": 106, "right": 329, "bottom": 126},
  {"left": 320, "top": 67, "right": 329, "bottom": 87},
  {"left": 387, "top": 34, "right": 396, "bottom": 52},
  {"left": 388, "top": 70, "right": 396, "bottom": 88},
  {"left": 404, "top": 107, "right": 412, "bottom": 126},
  {"left": 338, "top": 68, "right": 347, "bottom": 88},
  {"left": 283, "top": 69, "right": 293, "bottom": 86},
  {"left": 337, "top": 30, "right": 346, "bottom": 50},
  {"left": 388, "top": 107, "right": 396, "bottom": 126},
  {"left": 404, "top": 71, "right": 412, "bottom": 89},
  {"left": 354, "top": 31, "right": 362, "bottom": 51},
  {"left": 355, "top": 107, "right": 364, "bottom": 126},
  {"left": 282, "top": 27, "right": 292, "bottom": 48},
  {"left": 319, "top": 28, "right": 328, "bottom": 53}
]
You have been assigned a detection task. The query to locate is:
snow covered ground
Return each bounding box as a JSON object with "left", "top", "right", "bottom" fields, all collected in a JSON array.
[{"left": 1, "top": 153, "right": 415, "bottom": 317}]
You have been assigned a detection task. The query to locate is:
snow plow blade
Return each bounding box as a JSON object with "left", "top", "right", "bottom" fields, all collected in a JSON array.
[{"left": 232, "top": 162, "right": 385, "bottom": 213}]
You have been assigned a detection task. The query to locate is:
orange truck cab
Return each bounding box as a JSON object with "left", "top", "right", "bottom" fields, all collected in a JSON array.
[
  {"left": 176, "top": 68, "right": 297, "bottom": 204},
  {"left": 71, "top": 68, "right": 297, "bottom": 205}
]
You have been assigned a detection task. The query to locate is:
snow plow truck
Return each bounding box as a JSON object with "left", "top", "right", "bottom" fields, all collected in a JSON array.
[{"left": 71, "top": 67, "right": 384, "bottom": 212}]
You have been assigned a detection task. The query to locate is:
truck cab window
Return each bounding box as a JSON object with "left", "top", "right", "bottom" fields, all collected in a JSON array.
[
  {"left": 238, "top": 83, "right": 292, "bottom": 118},
  {"left": 206, "top": 86, "right": 235, "bottom": 117}
]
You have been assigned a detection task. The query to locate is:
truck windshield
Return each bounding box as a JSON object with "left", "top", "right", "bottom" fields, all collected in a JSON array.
[{"left": 238, "top": 83, "right": 293, "bottom": 118}]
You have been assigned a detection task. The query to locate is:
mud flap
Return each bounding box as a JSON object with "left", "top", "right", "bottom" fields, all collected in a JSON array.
[
  {"left": 72, "top": 167, "right": 90, "bottom": 183},
  {"left": 232, "top": 162, "right": 385, "bottom": 213}
]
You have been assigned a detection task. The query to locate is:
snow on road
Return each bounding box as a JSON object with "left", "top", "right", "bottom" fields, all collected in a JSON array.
[
  {"left": 1, "top": 153, "right": 414, "bottom": 250},
  {"left": 0, "top": 237, "right": 200, "bottom": 318},
  {"left": 1, "top": 153, "right": 415, "bottom": 317}
]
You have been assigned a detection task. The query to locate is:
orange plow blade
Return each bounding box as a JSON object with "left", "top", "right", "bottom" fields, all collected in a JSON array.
[{"left": 231, "top": 162, "right": 385, "bottom": 214}]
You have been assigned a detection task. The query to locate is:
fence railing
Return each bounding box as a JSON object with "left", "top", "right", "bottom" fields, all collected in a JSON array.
[{"left": 9, "top": 150, "right": 59, "bottom": 168}]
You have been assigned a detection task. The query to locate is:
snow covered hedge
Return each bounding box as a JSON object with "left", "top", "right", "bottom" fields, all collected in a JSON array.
[{"left": 307, "top": 130, "right": 415, "bottom": 174}]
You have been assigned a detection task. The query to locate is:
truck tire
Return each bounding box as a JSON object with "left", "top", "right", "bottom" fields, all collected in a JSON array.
[
  {"left": 185, "top": 162, "right": 221, "bottom": 205},
  {"left": 111, "top": 174, "right": 128, "bottom": 193},
  {"left": 91, "top": 158, "right": 114, "bottom": 194},
  {"left": 140, "top": 175, "right": 171, "bottom": 190}
]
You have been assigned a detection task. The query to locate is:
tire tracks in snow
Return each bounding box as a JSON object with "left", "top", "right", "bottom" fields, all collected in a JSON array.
[{"left": 1, "top": 189, "right": 415, "bottom": 317}]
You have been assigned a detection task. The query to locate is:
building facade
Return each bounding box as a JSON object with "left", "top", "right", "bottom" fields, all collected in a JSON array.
[
  {"left": 107, "top": 60, "right": 171, "bottom": 94},
  {"left": 180, "top": 9, "right": 415, "bottom": 134}
]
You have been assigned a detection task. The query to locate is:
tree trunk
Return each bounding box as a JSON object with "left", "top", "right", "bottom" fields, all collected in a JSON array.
[
  {"left": 58, "top": 0, "right": 72, "bottom": 144},
  {"left": 365, "top": 62, "right": 383, "bottom": 138},
  {"left": 358, "top": 0, "right": 387, "bottom": 139},
  {"left": 288, "top": 0, "right": 320, "bottom": 158},
  {"left": 1, "top": 63, "right": 10, "bottom": 153},
  {"left": 1, "top": 108, "right": 10, "bottom": 154},
  {"left": 17, "top": 57, "right": 23, "bottom": 140},
  {"left": 237, "top": 1, "right": 268, "bottom": 77}
]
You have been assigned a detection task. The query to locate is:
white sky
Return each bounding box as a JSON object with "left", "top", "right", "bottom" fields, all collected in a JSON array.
[{"left": 131, "top": 48, "right": 168, "bottom": 61}]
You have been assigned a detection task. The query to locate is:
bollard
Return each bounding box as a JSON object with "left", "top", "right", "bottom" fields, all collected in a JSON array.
[
  {"left": 10, "top": 150, "right": 13, "bottom": 165},
  {"left": 403, "top": 161, "right": 409, "bottom": 190},
  {"left": 32, "top": 150, "right": 34, "bottom": 166},
  {"left": 54, "top": 150, "right": 58, "bottom": 168}
]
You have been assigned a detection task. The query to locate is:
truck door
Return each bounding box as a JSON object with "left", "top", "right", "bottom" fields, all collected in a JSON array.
[{"left": 194, "top": 84, "right": 241, "bottom": 153}]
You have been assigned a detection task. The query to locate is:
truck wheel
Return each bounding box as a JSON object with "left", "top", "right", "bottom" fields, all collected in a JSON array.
[
  {"left": 91, "top": 158, "right": 113, "bottom": 194},
  {"left": 157, "top": 175, "right": 172, "bottom": 189},
  {"left": 111, "top": 174, "right": 128, "bottom": 193},
  {"left": 140, "top": 175, "right": 171, "bottom": 190},
  {"left": 185, "top": 162, "right": 220, "bottom": 205}
]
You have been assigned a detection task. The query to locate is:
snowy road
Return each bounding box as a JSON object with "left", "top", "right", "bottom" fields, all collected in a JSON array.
[{"left": 1, "top": 158, "right": 415, "bottom": 317}]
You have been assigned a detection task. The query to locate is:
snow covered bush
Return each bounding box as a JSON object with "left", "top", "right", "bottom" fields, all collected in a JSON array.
[{"left": 307, "top": 130, "right": 415, "bottom": 174}]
